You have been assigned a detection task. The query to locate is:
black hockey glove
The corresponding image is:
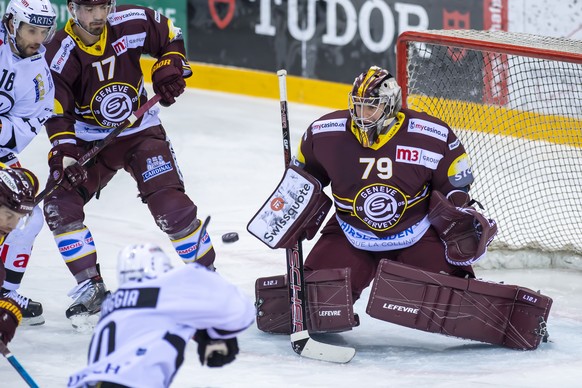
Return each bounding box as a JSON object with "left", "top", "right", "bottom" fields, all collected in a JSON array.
[
  {"left": 48, "top": 143, "right": 88, "bottom": 190},
  {"left": 151, "top": 54, "right": 186, "bottom": 107},
  {"left": 193, "top": 329, "right": 239, "bottom": 367}
]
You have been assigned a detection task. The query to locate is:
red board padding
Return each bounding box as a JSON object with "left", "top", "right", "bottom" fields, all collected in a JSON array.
[{"left": 366, "top": 260, "right": 552, "bottom": 350}]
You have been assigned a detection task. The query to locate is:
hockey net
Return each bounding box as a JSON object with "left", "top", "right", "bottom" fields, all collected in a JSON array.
[{"left": 397, "top": 30, "right": 582, "bottom": 268}]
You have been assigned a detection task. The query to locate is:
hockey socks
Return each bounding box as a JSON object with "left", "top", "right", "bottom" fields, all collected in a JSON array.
[{"left": 170, "top": 220, "right": 215, "bottom": 267}]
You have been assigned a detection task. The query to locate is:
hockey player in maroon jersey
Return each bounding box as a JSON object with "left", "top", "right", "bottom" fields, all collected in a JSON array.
[
  {"left": 292, "top": 65, "right": 497, "bottom": 299},
  {"left": 42, "top": 0, "right": 217, "bottom": 327},
  {"left": 0, "top": 166, "right": 39, "bottom": 344},
  {"left": 250, "top": 66, "right": 520, "bottom": 343},
  {"left": 266, "top": 65, "right": 498, "bottom": 303}
]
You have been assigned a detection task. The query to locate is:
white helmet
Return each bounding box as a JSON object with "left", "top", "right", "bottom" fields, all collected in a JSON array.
[
  {"left": 117, "top": 243, "right": 173, "bottom": 285},
  {"left": 4, "top": 0, "right": 57, "bottom": 43}
]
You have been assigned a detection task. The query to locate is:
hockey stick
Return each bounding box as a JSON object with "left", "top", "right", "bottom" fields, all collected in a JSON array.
[
  {"left": 0, "top": 341, "right": 40, "bottom": 388},
  {"left": 193, "top": 215, "right": 211, "bottom": 264},
  {"left": 34, "top": 94, "right": 162, "bottom": 206},
  {"left": 277, "top": 70, "right": 355, "bottom": 363}
]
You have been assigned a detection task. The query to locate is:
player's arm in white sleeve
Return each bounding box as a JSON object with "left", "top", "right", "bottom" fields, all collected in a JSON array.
[
  {"left": 179, "top": 265, "right": 255, "bottom": 338},
  {"left": 0, "top": 91, "right": 54, "bottom": 153},
  {"left": 174, "top": 265, "right": 255, "bottom": 368},
  {"left": 204, "top": 285, "right": 255, "bottom": 340}
]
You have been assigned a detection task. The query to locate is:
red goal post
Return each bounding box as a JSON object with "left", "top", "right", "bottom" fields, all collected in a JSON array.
[{"left": 396, "top": 30, "right": 582, "bottom": 264}]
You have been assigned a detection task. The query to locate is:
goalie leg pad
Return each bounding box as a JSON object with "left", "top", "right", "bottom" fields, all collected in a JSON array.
[
  {"left": 255, "top": 268, "right": 357, "bottom": 334},
  {"left": 366, "top": 260, "right": 552, "bottom": 350}
]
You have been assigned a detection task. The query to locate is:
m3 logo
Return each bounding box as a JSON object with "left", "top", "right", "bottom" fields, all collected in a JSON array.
[
  {"left": 395, "top": 146, "right": 443, "bottom": 170},
  {"left": 395, "top": 145, "right": 420, "bottom": 162}
]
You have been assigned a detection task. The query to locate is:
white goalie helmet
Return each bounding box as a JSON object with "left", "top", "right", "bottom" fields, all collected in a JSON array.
[
  {"left": 4, "top": 0, "right": 57, "bottom": 43},
  {"left": 117, "top": 243, "right": 173, "bottom": 285}
]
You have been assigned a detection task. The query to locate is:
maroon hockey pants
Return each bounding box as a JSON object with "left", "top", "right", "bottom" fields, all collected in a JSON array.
[{"left": 304, "top": 216, "right": 474, "bottom": 301}]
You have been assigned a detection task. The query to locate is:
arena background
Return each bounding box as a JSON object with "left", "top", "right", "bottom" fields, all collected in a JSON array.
[{"left": 2, "top": 0, "right": 578, "bottom": 108}]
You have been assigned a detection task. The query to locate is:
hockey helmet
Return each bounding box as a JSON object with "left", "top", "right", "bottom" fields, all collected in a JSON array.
[
  {"left": 0, "top": 168, "right": 36, "bottom": 236},
  {"left": 348, "top": 66, "right": 402, "bottom": 147},
  {"left": 68, "top": 0, "right": 116, "bottom": 9},
  {"left": 117, "top": 243, "right": 173, "bottom": 285},
  {"left": 68, "top": 0, "right": 114, "bottom": 5},
  {"left": 0, "top": 168, "right": 36, "bottom": 215},
  {"left": 4, "top": 0, "right": 57, "bottom": 44}
]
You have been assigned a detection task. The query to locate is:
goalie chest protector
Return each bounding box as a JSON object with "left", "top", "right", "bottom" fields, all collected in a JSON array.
[{"left": 366, "top": 260, "right": 552, "bottom": 350}]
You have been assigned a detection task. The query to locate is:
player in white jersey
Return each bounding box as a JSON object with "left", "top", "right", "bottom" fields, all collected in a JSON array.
[
  {"left": 0, "top": 166, "right": 38, "bottom": 345},
  {"left": 67, "top": 244, "right": 255, "bottom": 388},
  {"left": 0, "top": 0, "right": 56, "bottom": 325}
]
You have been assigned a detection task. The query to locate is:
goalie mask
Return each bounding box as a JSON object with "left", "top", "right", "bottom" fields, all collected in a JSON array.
[
  {"left": 348, "top": 66, "right": 402, "bottom": 148},
  {"left": 117, "top": 243, "right": 173, "bottom": 285}
]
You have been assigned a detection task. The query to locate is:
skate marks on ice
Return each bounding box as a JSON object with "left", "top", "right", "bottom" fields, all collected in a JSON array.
[
  {"left": 69, "top": 313, "right": 101, "bottom": 334},
  {"left": 5, "top": 89, "right": 582, "bottom": 387}
]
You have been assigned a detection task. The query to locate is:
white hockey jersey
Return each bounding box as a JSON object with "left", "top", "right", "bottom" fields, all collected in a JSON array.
[
  {"left": 67, "top": 264, "right": 255, "bottom": 388},
  {"left": 0, "top": 23, "right": 54, "bottom": 161}
]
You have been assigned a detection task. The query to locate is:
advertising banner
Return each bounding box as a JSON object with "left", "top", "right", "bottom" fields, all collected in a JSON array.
[
  {"left": 0, "top": 0, "right": 187, "bottom": 32},
  {"left": 188, "top": 0, "right": 507, "bottom": 84}
]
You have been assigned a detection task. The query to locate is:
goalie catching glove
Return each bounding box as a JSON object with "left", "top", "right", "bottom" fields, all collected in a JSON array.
[
  {"left": 428, "top": 190, "right": 497, "bottom": 266},
  {"left": 193, "top": 329, "right": 239, "bottom": 367}
]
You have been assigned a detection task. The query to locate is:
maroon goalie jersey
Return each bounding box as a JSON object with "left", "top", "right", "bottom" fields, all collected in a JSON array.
[
  {"left": 43, "top": 5, "right": 192, "bottom": 143},
  {"left": 295, "top": 108, "right": 474, "bottom": 245}
]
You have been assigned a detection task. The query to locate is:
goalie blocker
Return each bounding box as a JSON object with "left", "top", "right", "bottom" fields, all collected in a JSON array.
[
  {"left": 247, "top": 165, "right": 332, "bottom": 249},
  {"left": 367, "top": 260, "right": 552, "bottom": 350}
]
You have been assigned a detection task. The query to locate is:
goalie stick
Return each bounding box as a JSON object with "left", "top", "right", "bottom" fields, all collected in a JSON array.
[
  {"left": 34, "top": 94, "right": 162, "bottom": 206},
  {"left": 277, "top": 70, "right": 356, "bottom": 363},
  {"left": 0, "top": 341, "right": 39, "bottom": 388}
]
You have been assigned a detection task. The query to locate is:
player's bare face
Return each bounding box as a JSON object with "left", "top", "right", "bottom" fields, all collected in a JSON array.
[
  {"left": 74, "top": 4, "right": 110, "bottom": 36},
  {"left": 0, "top": 206, "right": 27, "bottom": 237},
  {"left": 12, "top": 24, "right": 50, "bottom": 58}
]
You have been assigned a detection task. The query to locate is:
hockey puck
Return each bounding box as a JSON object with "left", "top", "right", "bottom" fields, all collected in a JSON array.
[{"left": 222, "top": 232, "right": 239, "bottom": 243}]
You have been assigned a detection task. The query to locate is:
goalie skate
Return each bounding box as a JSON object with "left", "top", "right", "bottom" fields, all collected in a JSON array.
[
  {"left": 66, "top": 279, "right": 108, "bottom": 331},
  {"left": 1, "top": 288, "right": 45, "bottom": 326}
]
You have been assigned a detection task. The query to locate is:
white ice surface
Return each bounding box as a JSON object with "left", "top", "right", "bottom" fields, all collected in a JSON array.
[{"left": 2, "top": 88, "right": 581, "bottom": 388}]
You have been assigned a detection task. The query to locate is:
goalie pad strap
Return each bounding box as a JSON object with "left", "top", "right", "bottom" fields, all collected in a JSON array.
[
  {"left": 255, "top": 268, "right": 357, "bottom": 334},
  {"left": 247, "top": 165, "right": 332, "bottom": 249},
  {"left": 366, "top": 260, "right": 552, "bottom": 350}
]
